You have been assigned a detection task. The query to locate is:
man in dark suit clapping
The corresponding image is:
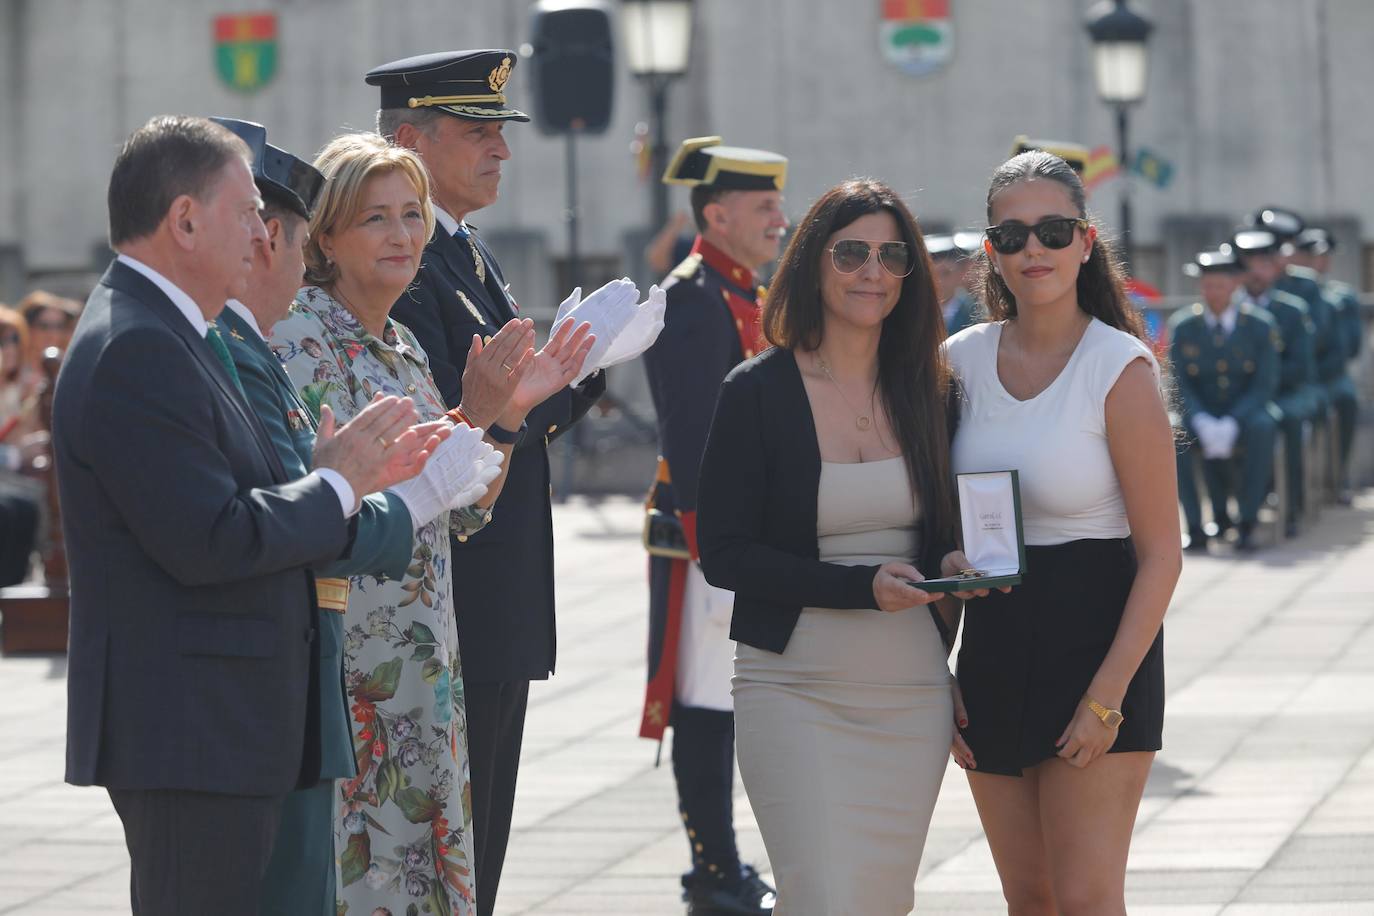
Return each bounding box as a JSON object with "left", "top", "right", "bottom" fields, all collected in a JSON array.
[{"left": 52, "top": 115, "right": 443, "bottom": 916}]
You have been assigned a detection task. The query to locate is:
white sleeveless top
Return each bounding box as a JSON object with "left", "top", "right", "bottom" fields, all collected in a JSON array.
[{"left": 944, "top": 318, "right": 1158, "bottom": 546}]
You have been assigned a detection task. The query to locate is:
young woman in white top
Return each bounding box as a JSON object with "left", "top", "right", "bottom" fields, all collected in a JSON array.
[{"left": 943, "top": 151, "right": 1181, "bottom": 915}]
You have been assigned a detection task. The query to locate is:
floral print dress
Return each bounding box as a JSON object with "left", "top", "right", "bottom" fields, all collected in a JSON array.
[{"left": 273, "top": 285, "right": 478, "bottom": 916}]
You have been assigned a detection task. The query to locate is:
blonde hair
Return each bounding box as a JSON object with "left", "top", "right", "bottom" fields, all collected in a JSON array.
[{"left": 304, "top": 132, "right": 436, "bottom": 286}]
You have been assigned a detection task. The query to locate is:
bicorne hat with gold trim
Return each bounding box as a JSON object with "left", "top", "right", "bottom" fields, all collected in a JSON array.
[
  {"left": 366, "top": 49, "right": 529, "bottom": 122},
  {"left": 662, "top": 136, "right": 787, "bottom": 191}
]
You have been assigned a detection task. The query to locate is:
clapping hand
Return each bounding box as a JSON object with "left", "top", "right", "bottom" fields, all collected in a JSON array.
[
  {"left": 458, "top": 318, "right": 536, "bottom": 429},
  {"left": 499, "top": 317, "right": 596, "bottom": 428},
  {"left": 313, "top": 394, "right": 452, "bottom": 508},
  {"left": 388, "top": 423, "right": 505, "bottom": 528}
]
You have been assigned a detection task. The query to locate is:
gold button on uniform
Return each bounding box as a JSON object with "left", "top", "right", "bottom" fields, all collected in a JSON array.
[
  {"left": 547, "top": 424, "right": 558, "bottom": 434},
  {"left": 406, "top": 383, "right": 417, "bottom": 393}
]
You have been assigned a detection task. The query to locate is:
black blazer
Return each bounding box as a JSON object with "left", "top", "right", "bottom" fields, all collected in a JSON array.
[
  {"left": 389, "top": 226, "right": 604, "bottom": 681},
  {"left": 53, "top": 260, "right": 353, "bottom": 796},
  {"left": 697, "top": 347, "right": 953, "bottom": 654}
]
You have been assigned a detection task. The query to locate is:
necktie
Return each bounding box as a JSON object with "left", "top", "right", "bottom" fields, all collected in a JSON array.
[{"left": 206, "top": 323, "right": 247, "bottom": 397}]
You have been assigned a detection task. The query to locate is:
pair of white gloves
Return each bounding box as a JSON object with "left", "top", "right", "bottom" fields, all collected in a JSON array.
[
  {"left": 553, "top": 278, "right": 667, "bottom": 387},
  {"left": 388, "top": 424, "right": 503, "bottom": 531},
  {"left": 1193, "top": 413, "right": 1240, "bottom": 460}
]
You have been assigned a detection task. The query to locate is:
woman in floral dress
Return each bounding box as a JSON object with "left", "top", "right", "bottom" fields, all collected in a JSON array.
[{"left": 273, "top": 133, "right": 591, "bottom": 916}]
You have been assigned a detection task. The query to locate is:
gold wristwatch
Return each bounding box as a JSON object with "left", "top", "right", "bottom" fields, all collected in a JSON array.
[{"left": 1086, "top": 697, "right": 1124, "bottom": 729}]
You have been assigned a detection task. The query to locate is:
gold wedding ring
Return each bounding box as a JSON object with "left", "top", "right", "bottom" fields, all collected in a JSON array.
[
  {"left": 376, "top": 435, "right": 389, "bottom": 449},
  {"left": 501, "top": 362, "right": 514, "bottom": 372}
]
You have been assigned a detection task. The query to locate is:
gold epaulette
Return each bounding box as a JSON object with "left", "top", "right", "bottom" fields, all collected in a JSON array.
[
  {"left": 670, "top": 253, "right": 703, "bottom": 280},
  {"left": 316, "top": 577, "right": 350, "bottom": 613}
]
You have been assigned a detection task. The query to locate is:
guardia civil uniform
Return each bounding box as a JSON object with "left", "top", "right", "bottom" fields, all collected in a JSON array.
[
  {"left": 1297, "top": 227, "right": 1362, "bottom": 492},
  {"left": 928, "top": 231, "right": 983, "bottom": 336},
  {"left": 1233, "top": 228, "right": 1317, "bottom": 531},
  {"left": 1171, "top": 249, "right": 1280, "bottom": 552},
  {"left": 640, "top": 137, "right": 782, "bottom": 915},
  {"left": 207, "top": 119, "right": 416, "bottom": 916}
]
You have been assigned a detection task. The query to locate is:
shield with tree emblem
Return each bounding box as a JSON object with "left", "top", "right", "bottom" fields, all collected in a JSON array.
[
  {"left": 213, "top": 13, "right": 278, "bottom": 93},
  {"left": 880, "top": 0, "right": 954, "bottom": 78}
]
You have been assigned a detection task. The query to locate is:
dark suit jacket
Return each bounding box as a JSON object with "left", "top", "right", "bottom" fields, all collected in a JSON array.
[
  {"left": 697, "top": 347, "right": 954, "bottom": 654},
  {"left": 54, "top": 260, "right": 353, "bottom": 796},
  {"left": 221, "top": 306, "right": 412, "bottom": 780},
  {"left": 389, "top": 224, "right": 604, "bottom": 682}
]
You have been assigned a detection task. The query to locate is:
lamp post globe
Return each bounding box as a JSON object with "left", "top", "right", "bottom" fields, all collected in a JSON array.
[
  {"left": 1084, "top": 0, "right": 1153, "bottom": 269},
  {"left": 622, "top": 0, "right": 694, "bottom": 228}
]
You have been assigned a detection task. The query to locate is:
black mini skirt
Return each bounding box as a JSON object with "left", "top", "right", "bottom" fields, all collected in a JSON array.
[{"left": 955, "top": 537, "right": 1164, "bottom": 777}]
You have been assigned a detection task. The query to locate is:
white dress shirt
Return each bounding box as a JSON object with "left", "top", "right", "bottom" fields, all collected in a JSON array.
[
  {"left": 432, "top": 204, "right": 467, "bottom": 238},
  {"left": 117, "top": 254, "right": 209, "bottom": 337},
  {"left": 1204, "top": 303, "right": 1238, "bottom": 337}
]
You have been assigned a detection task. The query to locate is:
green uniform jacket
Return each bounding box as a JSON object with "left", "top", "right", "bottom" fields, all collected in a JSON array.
[
  {"left": 1323, "top": 279, "right": 1364, "bottom": 361},
  {"left": 1252, "top": 288, "right": 1316, "bottom": 402},
  {"left": 1169, "top": 302, "right": 1280, "bottom": 425},
  {"left": 944, "top": 288, "right": 980, "bottom": 337},
  {"left": 220, "top": 306, "right": 413, "bottom": 780},
  {"left": 1280, "top": 265, "right": 1346, "bottom": 385}
]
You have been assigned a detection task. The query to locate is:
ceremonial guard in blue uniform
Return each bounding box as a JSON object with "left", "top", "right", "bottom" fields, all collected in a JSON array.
[
  {"left": 366, "top": 50, "right": 606, "bottom": 915},
  {"left": 208, "top": 119, "right": 417, "bottom": 914},
  {"left": 1293, "top": 226, "right": 1363, "bottom": 500},
  {"left": 1170, "top": 249, "right": 1280, "bottom": 552},
  {"left": 1232, "top": 228, "right": 1317, "bottom": 534},
  {"left": 640, "top": 137, "right": 786, "bottom": 915},
  {"left": 927, "top": 231, "right": 982, "bottom": 336}
]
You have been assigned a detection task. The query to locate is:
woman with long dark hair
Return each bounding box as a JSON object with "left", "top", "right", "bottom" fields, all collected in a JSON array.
[
  {"left": 696, "top": 179, "right": 966, "bottom": 912},
  {"left": 946, "top": 150, "right": 1179, "bottom": 914}
]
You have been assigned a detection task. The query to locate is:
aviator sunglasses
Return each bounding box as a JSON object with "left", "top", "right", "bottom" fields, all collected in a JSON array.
[
  {"left": 984, "top": 216, "right": 1089, "bottom": 255},
  {"left": 826, "top": 239, "right": 915, "bottom": 278}
]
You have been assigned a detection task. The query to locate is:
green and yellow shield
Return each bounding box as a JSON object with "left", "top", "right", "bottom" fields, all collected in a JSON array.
[{"left": 213, "top": 13, "right": 277, "bottom": 93}]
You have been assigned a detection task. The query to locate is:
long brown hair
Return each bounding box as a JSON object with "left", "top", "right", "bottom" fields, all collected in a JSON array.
[
  {"left": 971, "top": 150, "right": 1146, "bottom": 342},
  {"left": 763, "top": 178, "right": 955, "bottom": 558}
]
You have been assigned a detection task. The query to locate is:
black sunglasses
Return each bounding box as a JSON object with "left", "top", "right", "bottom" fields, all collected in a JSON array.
[
  {"left": 826, "top": 239, "right": 915, "bottom": 278},
  {"left": 985, "top": 217, "right": 1089, "bottom": 255}
]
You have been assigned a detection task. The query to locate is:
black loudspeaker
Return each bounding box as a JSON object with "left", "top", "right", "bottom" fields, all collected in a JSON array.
[{"left": 527, "top": 1, "right": 615, "bottom": 136}]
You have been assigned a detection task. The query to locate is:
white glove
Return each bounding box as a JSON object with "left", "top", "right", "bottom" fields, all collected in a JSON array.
[
  {"left": 553, "top": 278, "right": 642, "bottom": 386},
  {"left": 1211, "top": 415, "right": 1239, "bottom": 459},
  {"left": 597, "top": 284, "right": 667, "bottom": 369},
  {"left": 387, "top": 424, "right": 504, "bottom": 530}
]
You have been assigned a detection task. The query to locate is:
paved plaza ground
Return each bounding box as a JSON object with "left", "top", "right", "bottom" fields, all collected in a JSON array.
[{"left": 2, "top": 494, "right": 1373, "bottom": 915}]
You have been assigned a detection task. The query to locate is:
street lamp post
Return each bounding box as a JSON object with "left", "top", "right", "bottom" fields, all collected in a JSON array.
[
  {"left": 622, "top": 0, "right": 694, "bottom": 230},
  {"left": 1084, "top": 0, "right": 1153, "bottom": 270}
]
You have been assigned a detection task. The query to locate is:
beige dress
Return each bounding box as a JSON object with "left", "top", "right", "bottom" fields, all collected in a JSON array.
[{"left": 733, "top": 458, "right": 953, "bottom": 916}]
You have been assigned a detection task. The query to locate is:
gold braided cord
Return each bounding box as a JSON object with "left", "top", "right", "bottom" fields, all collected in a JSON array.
[{"left": 408, "top": 92, "right": 506, "bottom": 109}]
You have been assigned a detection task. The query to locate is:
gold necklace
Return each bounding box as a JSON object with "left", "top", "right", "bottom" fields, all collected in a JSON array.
[{"left": 815, "top": 352, "right": 876, "bottom": 431}]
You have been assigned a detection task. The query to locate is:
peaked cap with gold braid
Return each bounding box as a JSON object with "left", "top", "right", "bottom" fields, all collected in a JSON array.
[{"left": 366, "top": 49, "right": 530, "bottom": 122}]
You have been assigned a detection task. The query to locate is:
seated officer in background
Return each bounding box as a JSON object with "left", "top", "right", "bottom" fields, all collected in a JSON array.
[
  {"left": 1232, "top": 228, "right": 1317, "bottom": 535},
  {"left": 1171, "top": 249, "right": 1280, "bottom": 552},
  {"left": 641, "top": 136, "right": 786, "bottom": 916},
  {"left": 1292, "top": 226, "right": 1362, "bottom": 501},
  {"left": 927, "top": 230, "right": 982, "bottom": 336},
  {"left": 1250, "top": 208, "right": 1344, "bottom": 418}
]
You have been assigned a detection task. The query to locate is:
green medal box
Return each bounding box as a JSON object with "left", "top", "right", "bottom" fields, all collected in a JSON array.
[{"left": 919, "top": 470, "right": 1026, "bottom": 594}]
